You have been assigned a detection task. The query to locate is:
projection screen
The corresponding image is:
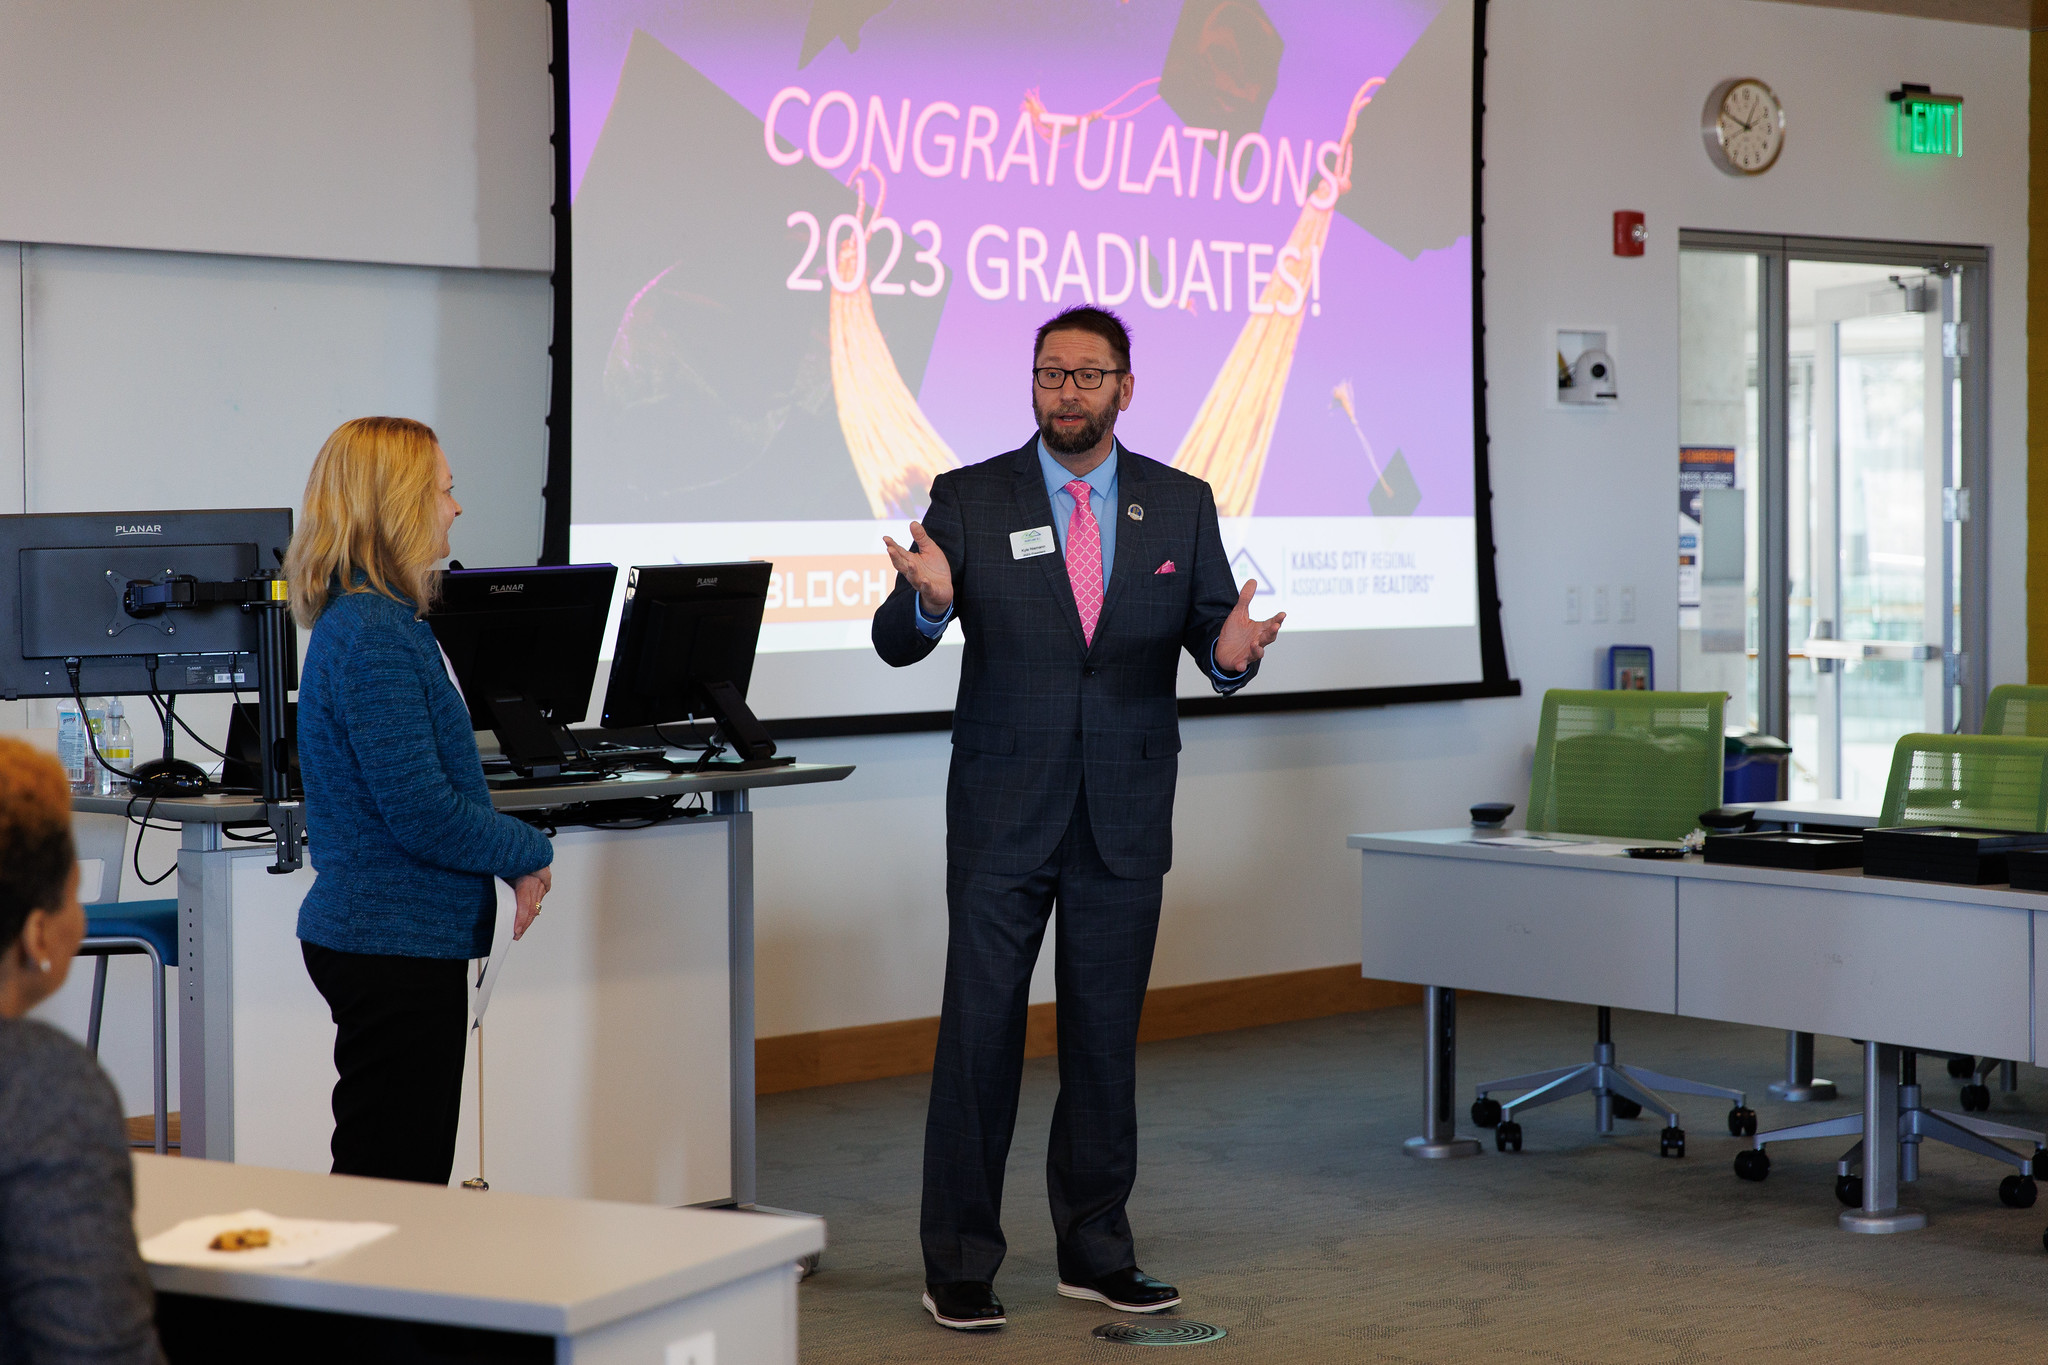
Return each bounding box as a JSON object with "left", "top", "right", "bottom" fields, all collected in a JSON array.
[{"left": 564, "top": 0, "right": 1511, "bottom": 729}]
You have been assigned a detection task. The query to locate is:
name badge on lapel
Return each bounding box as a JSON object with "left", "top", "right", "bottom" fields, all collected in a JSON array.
[{"left": 1010, "top": 526, "right": 1057, "bottom": 560}]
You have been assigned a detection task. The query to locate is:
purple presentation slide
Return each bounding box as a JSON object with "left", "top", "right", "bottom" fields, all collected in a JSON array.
[{"left": 568, "top": 0, "right": 1477, "bottom": 646}]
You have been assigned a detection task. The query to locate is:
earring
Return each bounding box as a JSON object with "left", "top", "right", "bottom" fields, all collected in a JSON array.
[{"left": 36, "top": 959, "right": 51, "bottom": 973}]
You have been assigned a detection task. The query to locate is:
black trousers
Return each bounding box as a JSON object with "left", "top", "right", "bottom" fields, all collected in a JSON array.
[
  {"left": 921, "top": 786, "right": 1164, "bottom": 1286},
  {"left": 301, "top": 942, "right": 468, "bottom": 1185}
]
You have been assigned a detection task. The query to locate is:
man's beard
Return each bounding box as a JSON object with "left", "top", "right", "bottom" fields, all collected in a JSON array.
[{"left": 1036, "top": 399, "right": 1117, "bottom": 455}]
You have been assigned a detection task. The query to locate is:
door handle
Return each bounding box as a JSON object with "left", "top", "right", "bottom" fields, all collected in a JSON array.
[{"left": 1800, "top": 639, "right": 1939, "bottom": 662}]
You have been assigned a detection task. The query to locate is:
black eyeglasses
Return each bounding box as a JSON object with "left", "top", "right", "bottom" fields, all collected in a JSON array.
[{"left": 1033, "top": 366, "right": 1127, "bottom": 391}]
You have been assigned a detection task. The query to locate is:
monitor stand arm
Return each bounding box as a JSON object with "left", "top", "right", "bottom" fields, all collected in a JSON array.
[
  {"left": 487, "top": 694, "right": 567, "bottom": 779},
  {"left": 700, "top": 680, "right": 790, "bottom": 768}
]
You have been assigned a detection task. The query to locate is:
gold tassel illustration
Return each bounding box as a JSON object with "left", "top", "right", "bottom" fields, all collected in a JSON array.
[
  {"left": 1172, "top": 79, "right": 1383, "bottom": 517},
  {"left": 829, "top": 167, "right": 958, "bottom": 520}
]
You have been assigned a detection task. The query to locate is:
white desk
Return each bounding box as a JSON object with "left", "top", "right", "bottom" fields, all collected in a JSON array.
[
  {"left": 1351, "top": 829, "right": 2047, "bottom": 1231},
  {"left": 136, "top": 1152, "right": 821, "bottom": 1363},
  {"left": 80, "top": 763, "right": 851, "bottom": 1211}
]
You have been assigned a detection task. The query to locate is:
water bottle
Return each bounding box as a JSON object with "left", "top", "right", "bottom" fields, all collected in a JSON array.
[
  {"left": 58, "top": 704, "right": 86, "bottom": 789},
  {"left": 93, "top": 700, "right": 132, "bottom": 796},
  {"left": 82, "top": 699, "right": 110, "bottom": 793}
]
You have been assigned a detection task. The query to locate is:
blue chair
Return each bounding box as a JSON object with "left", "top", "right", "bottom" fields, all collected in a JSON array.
[{"left": 74, "top": 814, "right": 179, "bottom": 1154}]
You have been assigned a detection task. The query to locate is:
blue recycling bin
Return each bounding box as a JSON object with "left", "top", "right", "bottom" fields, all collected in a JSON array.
[{"left": 1724, "top": 732, "right": 1792, "bottom": 803}]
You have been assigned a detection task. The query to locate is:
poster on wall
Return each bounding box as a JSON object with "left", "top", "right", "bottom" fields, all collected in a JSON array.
[{"left": 1678, "top": 444, "right": 1735, "bottom": 632}]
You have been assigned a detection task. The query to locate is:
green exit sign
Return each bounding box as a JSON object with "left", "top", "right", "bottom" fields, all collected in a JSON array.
[{"left": 1891, "top": 84, "right": 1962, "bottom": 157}]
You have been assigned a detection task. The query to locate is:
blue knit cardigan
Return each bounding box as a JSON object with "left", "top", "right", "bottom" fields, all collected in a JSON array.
[{"left": 295, "top": 587, "right": 553, "bottom": 959}]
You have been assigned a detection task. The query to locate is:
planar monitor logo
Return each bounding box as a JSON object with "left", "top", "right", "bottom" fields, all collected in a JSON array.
[
  {"left": 114, "top": 523, "right": 162, "bottom": 537},
  {"left": 488, "top": 583, "right": 524, "bottom": 594}
]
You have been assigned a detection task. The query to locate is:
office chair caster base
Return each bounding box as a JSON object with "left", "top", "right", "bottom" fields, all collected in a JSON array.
[
  {"left": 1835, "top": 1174, "right": 1862, "bottom": 1207},
  {"left": 1470, "top": 1097, "right": 1502, "bottom": 1128},
  {"left": 1839, "top": 1206, "right": 1926, "bottom": 1234},
  {"left": 1768, "top": 1079, "right": 1839, "bottom": 1103},
  {"left": 1948, "top": 1054, "right": 1977, "bottom": 1079},
  {"left": 1611, "top": 1096, "right": 1643, "bottom": 1120},
  {"left": 1728, "top": 1106, "right": 1758, "bottom": 1137},
  {"left": 1999, "top": 1174, "right": 2038, "bottom": 1208},
  {"left": 1495, "top": 1121, "right": 1523, "bottom": 1153},
  {"left": 1961, "top": 1084, "right": 1992, "bottom": 1112},
  {"left": 1404, "top": 1135, "right": 1483, "bottom": 1159},
  {"left": 1733, "top": 1149, "right": 1770, "bottom": 1182},
  {"left": 1659, "top": 1126, "right": 1686, "bottom": 1158}
]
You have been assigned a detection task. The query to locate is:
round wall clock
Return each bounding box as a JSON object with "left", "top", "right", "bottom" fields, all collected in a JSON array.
[{"left": 1702, "top": 78, "right": 1785, "bottom": 176}]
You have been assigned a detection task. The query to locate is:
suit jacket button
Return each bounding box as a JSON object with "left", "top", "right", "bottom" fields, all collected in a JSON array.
[{"left": 1084, "top": 667, "right": 1098, "bottom": 677}]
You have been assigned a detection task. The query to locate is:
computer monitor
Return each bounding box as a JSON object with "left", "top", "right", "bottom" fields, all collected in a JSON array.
[
  {"left": 0, "top": 508, "right": 296, "bottom": 700},
  {"left": 426, "top": 564, "right": 618, "bottom": 777},
  {"left": 599, "top": 562, "right": 780, "bottom": 763}
]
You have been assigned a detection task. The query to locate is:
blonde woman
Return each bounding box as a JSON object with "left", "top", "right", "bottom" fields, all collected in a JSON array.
[{"left": 285, "top": 417, "right": 552, "bottom": 1185}]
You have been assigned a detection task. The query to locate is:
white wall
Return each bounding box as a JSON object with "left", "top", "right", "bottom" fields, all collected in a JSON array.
[
  {"left": 745, "top": 0, "right": 2030, "bottom": 1038},
  {"left": 0, "top": 0, "right": 553, "bottom": 271}
]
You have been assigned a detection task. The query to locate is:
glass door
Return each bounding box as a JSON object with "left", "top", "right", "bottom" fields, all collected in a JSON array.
[
  {"left": 1678, "top": 233, "right": 1986, "bottom": 807},
  {"left": 1797, "top": 266, "right": 1954, "bottom": 802}
]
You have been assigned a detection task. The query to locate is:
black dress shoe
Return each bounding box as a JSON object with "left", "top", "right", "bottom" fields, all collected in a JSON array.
[
  {"left": 1057, "top": 1266, "right": 1181, "bottom": 1313},
  {"left": 923, "top": 1281, "right": 1006, "bottom": 1330}
]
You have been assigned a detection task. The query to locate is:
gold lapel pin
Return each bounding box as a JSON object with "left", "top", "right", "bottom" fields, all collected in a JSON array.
[{"left": 1127, "top": 504, "right": 1143, "bottom": 522}]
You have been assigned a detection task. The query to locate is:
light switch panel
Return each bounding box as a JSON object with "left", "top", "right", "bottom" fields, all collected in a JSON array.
[{"left": 1565, "top": 587, "right": 1582, "bottom": 624}]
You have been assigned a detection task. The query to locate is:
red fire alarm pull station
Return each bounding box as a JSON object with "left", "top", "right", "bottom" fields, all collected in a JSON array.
[{"left": 1613, "top": 210, "right": 1647, "bottom": 256}]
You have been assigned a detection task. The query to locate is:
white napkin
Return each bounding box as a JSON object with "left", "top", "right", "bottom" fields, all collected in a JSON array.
[
  {"left": 471, "top": 877, "right": 520, "bottom": 1028},
  {"left": 141, "top": 1208, "right": 395, "bottom": 1269}
]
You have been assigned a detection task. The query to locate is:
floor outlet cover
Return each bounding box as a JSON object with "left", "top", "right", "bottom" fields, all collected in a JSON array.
[{"left": 1091, "top": 1321, "right": 1227, "bottom": 1345}]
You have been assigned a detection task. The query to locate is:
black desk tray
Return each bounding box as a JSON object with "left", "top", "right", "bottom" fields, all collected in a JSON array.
[
  {"left": 1704, "top": 830, "right": 1863, "bottom": 871},
  {"left": 2007, "top": 848, "right": 2048, "bottom": 892},
  {"left": 1862, "top": 826, "right": 2048, "bottom": 885}
]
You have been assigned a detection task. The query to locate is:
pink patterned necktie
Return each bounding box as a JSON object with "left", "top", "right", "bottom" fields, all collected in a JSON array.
[{"left": 1064, "top": 479, "right": 1104, "bottom": 646}]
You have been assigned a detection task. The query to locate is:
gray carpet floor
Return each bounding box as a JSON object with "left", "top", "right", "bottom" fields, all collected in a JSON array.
[{"left": 759, "top": 995, "right": 2048, "bottom": 1362}]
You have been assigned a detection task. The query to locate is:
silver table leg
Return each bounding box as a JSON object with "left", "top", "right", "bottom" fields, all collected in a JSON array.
[
  {"left": 1406, "top": 986, "right": 1481, "bottom": 1159},
  {"left": 1769, "top": 1030, "right": 1838, "bottom": 1103},
  {"left": 1840, "top": 1042, "right": 1925, "bottom": 1234},
  {"left": 713, "top": 788, "right": 823, "bottom": 1276}
]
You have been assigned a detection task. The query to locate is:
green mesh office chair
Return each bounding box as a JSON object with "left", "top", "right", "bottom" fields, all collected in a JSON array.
[
  {"left": 1469, "top": 690, "right": 1753, "bottom": 1158},
  {"left": 1736, "top": 733, "right": 2048, "bottom": 1215},
  {"left": 1985, "top": 684, "right": 2048, "bottom": 738},
  {"left": 1946, "top": 686, "right": 2048, "bottom": 1104}
]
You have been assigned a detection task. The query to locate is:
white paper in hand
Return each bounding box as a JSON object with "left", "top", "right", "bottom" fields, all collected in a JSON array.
[{"left": 471, "top": 877, "right": 520, "bottom": 1029}]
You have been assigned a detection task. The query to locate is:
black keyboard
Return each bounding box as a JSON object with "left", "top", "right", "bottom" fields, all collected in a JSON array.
[{"left": 574, "top": 740, "right": 669, "bottom": 768}]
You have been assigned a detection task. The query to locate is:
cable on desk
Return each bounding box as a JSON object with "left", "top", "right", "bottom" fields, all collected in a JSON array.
[
  {"left": 122, "top": 792, "right": 177, "bottom": 887},
  {"left": 146, "top": 672, "right": 230, "bottom": 760}
]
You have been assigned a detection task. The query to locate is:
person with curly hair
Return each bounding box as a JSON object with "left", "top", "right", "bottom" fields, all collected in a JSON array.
[{"left": 0, "top": 736, "right": 164, "bottom": 1363}]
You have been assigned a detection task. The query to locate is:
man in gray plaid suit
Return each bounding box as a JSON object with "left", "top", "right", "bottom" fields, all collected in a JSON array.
[{"left": 875, "top": 306, "right": 1284, "bottom": 1332}]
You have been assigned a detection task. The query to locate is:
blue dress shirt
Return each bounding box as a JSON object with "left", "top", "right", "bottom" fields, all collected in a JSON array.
[{"left": 912, "top": 438, "right": 1244, "bottom": 682}]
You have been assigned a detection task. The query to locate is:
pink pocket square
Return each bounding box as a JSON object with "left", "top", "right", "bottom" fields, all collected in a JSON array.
[{"left": 1154, "top": 560, "right": 1176, "bottom": 575}]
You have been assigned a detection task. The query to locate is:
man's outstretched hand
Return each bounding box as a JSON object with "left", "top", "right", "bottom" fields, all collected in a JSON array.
[
  {"left": 1214, "top": 580, "right": 1284, "bottom": 675},
  {"left": 883, "top": 521, "right": 954, "bottom": 618}
]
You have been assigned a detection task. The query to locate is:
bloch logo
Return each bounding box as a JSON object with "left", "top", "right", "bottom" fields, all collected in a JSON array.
[
  {"left": 114, "top": 523, "right": 163, "bottom": 537},
  {"left": 488, "top": 583, "right": 524, "bottom": 595}
]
